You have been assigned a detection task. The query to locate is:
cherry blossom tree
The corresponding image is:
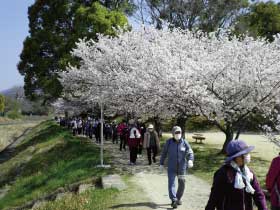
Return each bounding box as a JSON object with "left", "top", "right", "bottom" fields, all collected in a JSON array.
[
  {"left": 194, "top": 34, "right": 280, "bottom": 152},
  {"left": 59, "top": 26, "right": 280, "bottom": 153}
]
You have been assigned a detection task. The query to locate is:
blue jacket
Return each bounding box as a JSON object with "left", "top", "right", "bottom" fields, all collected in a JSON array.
[{"left": 160, "top": 138, "right": 194, "bottom": 175}]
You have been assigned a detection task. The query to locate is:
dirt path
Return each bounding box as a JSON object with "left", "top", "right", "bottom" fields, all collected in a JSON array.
[{"left": 94, "top": 139, "right": 211, "bottom": 210}]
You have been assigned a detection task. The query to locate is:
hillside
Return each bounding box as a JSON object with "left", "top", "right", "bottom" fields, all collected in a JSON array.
[{"left": 0, "top": 121, "right": 111, "bottom": 209}]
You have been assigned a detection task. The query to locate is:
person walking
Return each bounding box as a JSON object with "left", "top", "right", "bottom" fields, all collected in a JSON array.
[
  {"left": 127, "top": 121, "right": 141, "bottom": 165},
  {"left": 138, "top": 124, "right": 146, "bottom": 157},
  {"left": 77, "top": 119, "right": 83, "bottom": 135},
  {"left": 94, "top": 120, "right": 101, "bottom": 143},
  {"left": 266, "top": 153, "right": 280, "bottom": 210},
  {"left": 72, "top": 118, "right": 77, "bottom": 136},
  {"left": 143, "top": 124, "right": 160, "bottom": 165},
  {"left": 160, "top": 126, "right": 194, "bottom": 209},
  {"left": 112, "top": 121, "right": 118, "bottom": 144},
  {"left": 205, "top": 139, "right": 267, "bottom": 210},
  {"left": 117, "top": 120, "right": 128, "bottom": 151}
]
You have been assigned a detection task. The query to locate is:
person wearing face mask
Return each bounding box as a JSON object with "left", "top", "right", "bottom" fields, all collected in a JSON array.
[
  {"left": 205, "top": 140, "right": 267, "bottom": 210},
  {"left": 160, "top": 126, "right": 194, "bottom": 209},
  {"left": 266, "top": 153, "right": 280, "bottom": 210},
  {"left": 143, "top": 124, "right": 160, "bottom": 165}
]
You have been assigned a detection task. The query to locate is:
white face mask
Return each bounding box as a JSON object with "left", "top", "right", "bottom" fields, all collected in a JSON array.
[
  {"left": 244, "top": 154, "right": 251, "bottom": 164},
  {"left": 174, "top": 134, "right": 182, "bottom": 141}
]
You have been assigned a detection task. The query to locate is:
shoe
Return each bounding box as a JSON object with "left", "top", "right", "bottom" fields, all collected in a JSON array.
[
  {"left": 177, "top": 200, "right": 182, "bottom": 205},
  {"left": 171, "top": 201, "right": 177, "bottom": 209}
]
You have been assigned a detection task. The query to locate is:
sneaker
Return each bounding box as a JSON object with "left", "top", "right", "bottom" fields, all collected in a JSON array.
[
  {"left": 171, "top": 201, "right": 178, "bottom": 209},
  {"left": 177, "top": 200, "right": 182, "bottom": 205}
]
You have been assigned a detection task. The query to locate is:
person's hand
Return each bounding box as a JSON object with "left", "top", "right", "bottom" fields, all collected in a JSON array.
[
  {"left": 188, "top": 160, "right": 194, "bottom": 168},
  {"left": 159, "top": 165, "right": 164, "bottom": 173}
]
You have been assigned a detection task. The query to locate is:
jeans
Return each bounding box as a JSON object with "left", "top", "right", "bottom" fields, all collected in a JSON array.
[{"left": 168, "top": 172, "right": 186, "bottom": 202}]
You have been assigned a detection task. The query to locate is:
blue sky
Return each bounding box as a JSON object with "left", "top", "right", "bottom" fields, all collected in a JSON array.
[
  {"left": 0, "top": 0, "right": 34, "bottom": 91},
  {"left": 0, "top": 0, "right": 279, "bottom": 92}
]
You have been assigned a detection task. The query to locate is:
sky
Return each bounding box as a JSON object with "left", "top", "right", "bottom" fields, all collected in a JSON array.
[
  {"left": 0, "top": 0, "right": 279, "bottom": 92},
  {"left": 0, "top": 1, "right": 34, "bottom": 92}
]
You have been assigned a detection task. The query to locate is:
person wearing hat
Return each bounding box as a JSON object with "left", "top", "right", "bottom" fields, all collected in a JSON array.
[
  {"left": 266, "top": 152, "right": 280, "bottom": 210},
  {"left": 143, "top": 124, "right": 160, "bottom": 165},
  {"left": 160, "top": 126, "right": 194, "bottom": 209},
  {"left": 205, "top": 139, "right": 267, "bottom": 210}
]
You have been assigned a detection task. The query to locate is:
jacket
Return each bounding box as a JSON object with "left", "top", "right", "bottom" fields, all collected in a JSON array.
[
  {"left": 127, "top": 127, "right": 141, "bottom": 148},
  {"left": 143, "top": 131, "right": 160, "bottom": 149},
  {"left": 266, "top": 155, "right": 280, "bottom": 207},
  {"left": 205, "top": 164, "right": 267, "bottom": 210},
  {"left": 160, "top": 138, "right": 194, "bottom": 174}
]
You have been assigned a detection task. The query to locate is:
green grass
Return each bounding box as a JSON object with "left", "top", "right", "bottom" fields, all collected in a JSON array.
[
  {"left": 0, "top": 121, "right": 110, "bottom": 210},
  {"left": 38, "top": 175, "right": 152, "bottom": 210}
]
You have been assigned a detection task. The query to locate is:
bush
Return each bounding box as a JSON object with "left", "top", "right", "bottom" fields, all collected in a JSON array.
[{"left": 6, "top": 110, "right": 22, "bottom": 119}]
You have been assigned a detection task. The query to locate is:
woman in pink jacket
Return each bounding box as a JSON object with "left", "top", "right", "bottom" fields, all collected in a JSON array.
[{"left": 266, "top": 153, "right": 280, "bottom": 210}]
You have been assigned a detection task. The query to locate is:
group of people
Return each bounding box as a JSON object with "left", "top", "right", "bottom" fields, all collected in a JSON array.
[
  {"left": 116, "top": 119, "right": 161, "bottom": 165},
  {"left": 56, "top": 116, "right": 280, "bottom": 210},
  {"left": 159, "top": 126, "right": 280, "bottom": 210},
  {"left": 56, "top": 116, "right": 115, "bottom": 143}
]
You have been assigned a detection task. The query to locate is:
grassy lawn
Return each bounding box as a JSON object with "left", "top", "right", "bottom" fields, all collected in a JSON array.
[{"left": 0, "top": 121, "right": 110, "bottom": 210}]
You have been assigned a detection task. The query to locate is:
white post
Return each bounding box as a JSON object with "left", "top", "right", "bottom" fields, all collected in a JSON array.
[
  {"left": 100, "top": 96, "right": 104, "bottom": 166},
  {"left": 96, "top": 87, "right": 110, "bottom": 169}
]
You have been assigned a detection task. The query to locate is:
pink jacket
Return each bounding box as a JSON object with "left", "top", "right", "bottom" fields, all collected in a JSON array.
[{"left": 266, "top": 155, "right": 280, "bottom": 207}]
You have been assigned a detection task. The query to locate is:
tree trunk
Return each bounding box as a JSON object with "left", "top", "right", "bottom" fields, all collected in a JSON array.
[
  {"left": 176, "top": 115, "right": 188, "bottom": 139},
  {"left": 221, "top": 125, "right": 234, "bottom": 154}
]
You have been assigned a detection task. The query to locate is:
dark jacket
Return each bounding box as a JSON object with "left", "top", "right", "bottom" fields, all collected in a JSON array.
[
  {"left": 205, "top": 164, "right": 267, "bottom": 210},
  {"left": 266, "top": 155, "right": 280, "bottom": 207}
]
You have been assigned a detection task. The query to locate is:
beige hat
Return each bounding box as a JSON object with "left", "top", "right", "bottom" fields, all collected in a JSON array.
[{"left": 148, "top": 124, "right": 154, "bottom": 129}]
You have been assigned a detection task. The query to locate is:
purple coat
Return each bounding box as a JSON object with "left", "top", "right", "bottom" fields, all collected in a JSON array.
[
  {"left": 266, "top": 156, "right": 280, "bottom": 207},
  {"left": 205, "top": 164, "right": 267, "bottom": 210}
]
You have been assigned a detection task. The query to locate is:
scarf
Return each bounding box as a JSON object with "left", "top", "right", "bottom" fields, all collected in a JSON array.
[{"left": 230, "top": 161, "right": 255, "bottom": 195}]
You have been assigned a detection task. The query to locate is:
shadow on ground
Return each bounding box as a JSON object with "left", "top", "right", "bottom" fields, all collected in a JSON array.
[{"left": 111, "top": 202, "right": 172, "bottom": 209}]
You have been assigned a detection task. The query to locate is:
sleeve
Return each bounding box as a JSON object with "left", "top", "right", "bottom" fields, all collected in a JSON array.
[
  {"left": 266, "top": 158, "right": 280, "bottom": 192},
  {"left": 205, "top": 169, "right": 226, "bottom": 210},
  {"left": 253, "top": 173, "right": 268, "bottom": 210},
  {"left": 160, "top": 140, "right": 169, "bottom": 165}
]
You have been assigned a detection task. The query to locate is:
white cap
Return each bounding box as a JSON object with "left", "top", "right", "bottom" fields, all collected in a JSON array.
[{"left": 148, "top": 124, "right": 154, "bottom": 129}]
